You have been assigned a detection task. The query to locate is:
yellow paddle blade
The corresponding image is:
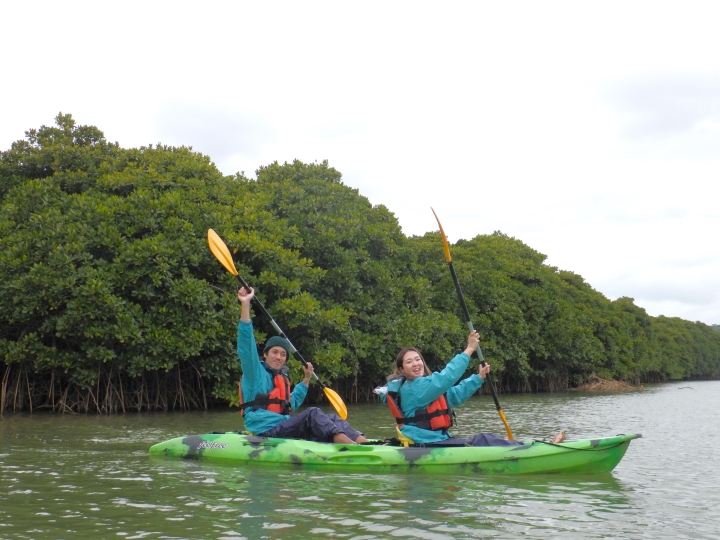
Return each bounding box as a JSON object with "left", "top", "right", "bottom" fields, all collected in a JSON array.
[
  {"left": 431, "top": 208, "right": 453, "bottom": 263},
  {"left": 323, "top": 387, "right": 348, "bottom": 420},
  {"left": 498, "top": 409, "right": 514, "bottom": 440},
  {"left": 208, "top": 229, "right": 239, "bottom": 276}
]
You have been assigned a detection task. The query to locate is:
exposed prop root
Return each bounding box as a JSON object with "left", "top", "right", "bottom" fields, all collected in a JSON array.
[{"left": 0, "top": 364, "right": 215, "bottom": 413}]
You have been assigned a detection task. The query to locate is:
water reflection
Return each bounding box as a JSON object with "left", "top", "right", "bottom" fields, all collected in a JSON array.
[{"left": 138, "top": 456, "right": 638, "bottom": 539}]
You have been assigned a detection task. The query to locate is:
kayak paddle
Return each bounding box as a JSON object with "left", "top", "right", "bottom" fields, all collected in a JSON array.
[
  {"left": 430, "top": 209, "right": 514, "bottom": 440},
  {"left": 207, "top": 228, "right": 349, "bottom": 420}
]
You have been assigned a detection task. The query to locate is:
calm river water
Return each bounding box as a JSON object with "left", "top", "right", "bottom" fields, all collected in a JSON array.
[{"left": 1, "top": 381, "right": 719, "bottom": 539}]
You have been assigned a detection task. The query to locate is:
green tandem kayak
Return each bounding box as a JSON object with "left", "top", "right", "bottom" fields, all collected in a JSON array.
[{"left": 149, "top": 432, "right": 640, "bottom": 474}]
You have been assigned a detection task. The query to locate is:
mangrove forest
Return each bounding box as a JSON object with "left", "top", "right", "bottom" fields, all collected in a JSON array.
[{"left": 2, "top": 114, "right": 720, "bottom": 413}]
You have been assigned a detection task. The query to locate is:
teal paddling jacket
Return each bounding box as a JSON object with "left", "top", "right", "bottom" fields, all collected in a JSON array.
[
  {"left": 381, "top": 352, "right": 483, "bottom": 443},
  {"left": 237, "top": 321, "right": 309, "bottom": 435}
]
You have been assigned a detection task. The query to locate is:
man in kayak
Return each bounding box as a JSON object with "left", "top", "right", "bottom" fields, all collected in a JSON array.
[
  {"left": 237, "top": 287, "right": 369, "bottom": 444},
  {"left": 377, "top": 330, "right": 565, "bottom": 446}
]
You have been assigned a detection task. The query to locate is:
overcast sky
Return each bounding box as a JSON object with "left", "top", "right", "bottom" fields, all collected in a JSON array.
[{"left": 2, "top": 2, "right": 718, "bottom": 325}]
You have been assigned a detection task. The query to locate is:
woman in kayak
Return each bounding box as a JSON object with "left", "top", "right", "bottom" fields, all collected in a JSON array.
[
  {"left": 237, "top": 287, "right": 369, "bottom": 444},
  {"left": 379, "top": 330, "right": 565, "bottom": 446}
]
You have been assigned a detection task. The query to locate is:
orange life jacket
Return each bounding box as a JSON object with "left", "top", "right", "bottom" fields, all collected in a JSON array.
[
  {"left": 386, "top": 378, "right": 454, "bottom": 431},
  {"left": 238, "top": 373, "right": 292, "bottom": 416}
]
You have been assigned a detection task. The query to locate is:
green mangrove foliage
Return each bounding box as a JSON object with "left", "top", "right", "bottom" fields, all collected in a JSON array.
[
  {"left": 2, "top": 114, "right": 719, "bottom": 413},
  {"left": 411, "top": 234, "right": 720, "bottom": 390},
  {"left": 0, "top": 114, "right": 318, "bottom": 412}
]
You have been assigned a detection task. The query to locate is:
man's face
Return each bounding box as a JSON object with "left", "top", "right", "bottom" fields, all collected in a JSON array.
[{"left": 264, "top": 346, "right": 288, "bottom": 371}]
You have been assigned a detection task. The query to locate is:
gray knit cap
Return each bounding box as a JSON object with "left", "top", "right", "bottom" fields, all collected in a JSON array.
[{"left": 263, "top": 336, "right": 292, "bottom": 358}]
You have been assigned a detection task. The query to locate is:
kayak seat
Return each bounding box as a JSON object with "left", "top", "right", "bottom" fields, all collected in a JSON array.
[{"left": 396, "top": 426, "right": 415, "bottom": 447}]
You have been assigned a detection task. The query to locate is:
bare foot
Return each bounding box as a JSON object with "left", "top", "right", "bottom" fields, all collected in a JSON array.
[
  {"left": 355, "top": 435, "right": 370, "bottom": 443},
  {"left": 333, "top": 433, "right": 356, "bottom": 444},
  {"left": 551, "top": 430, "right": 566, "bottom": 444}
]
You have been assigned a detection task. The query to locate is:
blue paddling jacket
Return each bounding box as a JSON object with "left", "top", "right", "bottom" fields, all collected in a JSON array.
[
  {"left": 381, "top": 351, "right": 484, "bottom": 444},
  {"left": 237, "top": 320, "right": 309, "bottom": 435}
]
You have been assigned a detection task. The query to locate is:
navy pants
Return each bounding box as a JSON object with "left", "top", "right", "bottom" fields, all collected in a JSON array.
[
  {"left": 428, "top": 433, "right": 524, "bottom": 447},
  {"left": 259, "top": 407, "right": 363, "bottom": 443}
]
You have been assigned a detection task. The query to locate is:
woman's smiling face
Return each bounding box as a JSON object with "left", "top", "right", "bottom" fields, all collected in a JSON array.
[{"left": 400, "top": 350, "right": 426, "bottom": 380}]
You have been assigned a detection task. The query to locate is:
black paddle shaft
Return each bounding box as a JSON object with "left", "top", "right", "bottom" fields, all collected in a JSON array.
[
  {"left": 448, "top": 263, "right": 485, "bottom": 364},
  {"left": 446, "top": 261, "right": 504, "bottom": 412}
]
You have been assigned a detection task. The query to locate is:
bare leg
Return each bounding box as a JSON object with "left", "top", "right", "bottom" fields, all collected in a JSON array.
[
  {"left": 355, "top": 435, "right": 370, "bottom": 443},
  {"left": 333, "top": 433, "right": 356, "bottom": 444},
  {"left": 551, "top": 430, "right": 566, "bottom": 444}
]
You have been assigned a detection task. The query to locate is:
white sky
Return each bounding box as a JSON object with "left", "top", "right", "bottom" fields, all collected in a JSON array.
[{"left": 2, "top": 1, "right": 719, "bottom": 325}]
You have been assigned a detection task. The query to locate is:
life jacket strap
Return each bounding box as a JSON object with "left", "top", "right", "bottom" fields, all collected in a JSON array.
[
  {"left": 239, "top": 371, "right": 292, "bottom": 416},
  {"left": 238, "top": 396, "right": 290, "bottom": 411},
  {"left": 386, "top": 378, "right": 454, "bottom": 431}
]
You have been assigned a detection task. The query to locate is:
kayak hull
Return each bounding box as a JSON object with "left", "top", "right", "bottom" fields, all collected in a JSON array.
[{"left": 149, "top": 432, "right": 640, "bottom": 474}]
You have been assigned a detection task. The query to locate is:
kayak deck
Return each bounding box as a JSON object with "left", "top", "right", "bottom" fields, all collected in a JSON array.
[{"left": 149, "top": 432, "right": 641, "bottom": 474}]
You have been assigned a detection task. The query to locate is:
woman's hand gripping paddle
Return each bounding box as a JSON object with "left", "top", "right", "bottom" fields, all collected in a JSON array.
[
  {"left": 207, "top": 228, "right": 348, "bottom": 420},
  {"left": 430, "top": 210, "right": 514, "bottom": 440}
]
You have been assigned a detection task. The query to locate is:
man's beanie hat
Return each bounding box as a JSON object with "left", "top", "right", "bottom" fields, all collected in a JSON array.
[{"left": 263, "top": 336, "right": 292, "bottom": 357}]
